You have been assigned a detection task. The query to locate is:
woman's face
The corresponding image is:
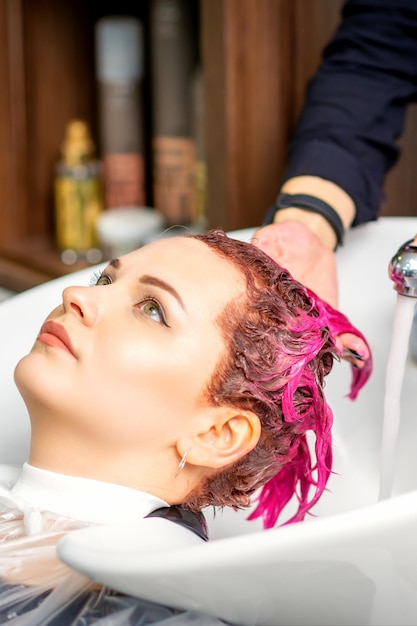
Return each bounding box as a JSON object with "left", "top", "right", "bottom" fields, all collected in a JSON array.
[{"left": 15, "top": 236, "right": 246, "bottom": 479}]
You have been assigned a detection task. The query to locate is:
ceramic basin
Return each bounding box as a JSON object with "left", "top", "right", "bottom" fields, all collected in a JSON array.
[{"left": 1, "top": 217, "right": 416, "bottom": 625}]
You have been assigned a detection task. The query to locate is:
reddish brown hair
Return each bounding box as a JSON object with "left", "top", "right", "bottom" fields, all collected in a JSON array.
[{"left": 183, "top": 230, "right": 336, "bottom": 527}]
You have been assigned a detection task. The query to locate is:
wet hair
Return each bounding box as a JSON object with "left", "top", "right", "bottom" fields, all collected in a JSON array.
[{"left": 182, "top": 229, "right": 371, "bottom": 528}]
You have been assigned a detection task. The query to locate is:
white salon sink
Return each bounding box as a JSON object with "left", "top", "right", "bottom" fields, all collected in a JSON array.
[{"left": 1, "top": 217, "right": 417, "bottom": 626}]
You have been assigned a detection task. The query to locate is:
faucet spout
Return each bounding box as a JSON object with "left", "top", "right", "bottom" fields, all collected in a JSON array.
[{"left": 389, "top": 235, "right": 417, "bottom": 297}]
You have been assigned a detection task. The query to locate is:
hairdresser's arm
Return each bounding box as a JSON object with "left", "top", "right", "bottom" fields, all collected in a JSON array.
[
  {"left": 255, "top": 0, "right": 417, "bottom": 361},
  {"left": 280, "top": 0, "right": 417, "bottom": 224},
  {"left": 257, "top": 0, "right": 417, "bottom": 274}
]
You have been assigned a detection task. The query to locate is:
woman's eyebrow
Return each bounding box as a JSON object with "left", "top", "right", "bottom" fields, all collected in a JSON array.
[
  {"left": 139, "top": 274, "right": 186, "bottom": 311},
  {"left": 109, "top": 258, "right": 120, "bottom": 269}
]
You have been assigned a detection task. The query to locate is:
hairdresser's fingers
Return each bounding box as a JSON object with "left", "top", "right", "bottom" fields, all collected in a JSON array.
[
  {"left": 336, "top": 332, "right": 371, "bottom": 369},
  {"left": 254, "top": 223, "right": 372, "bottom": 370},
  {"left": 253, "top": 222, "right": 338, "bottom": 308}
]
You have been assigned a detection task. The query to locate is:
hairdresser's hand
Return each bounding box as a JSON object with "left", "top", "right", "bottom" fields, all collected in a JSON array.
[
  {"left": 252, "top": 221, "right": 370, "bottom": 368},
  {"left": 253, "top": 220, "right": 338, "bottom": 305}
]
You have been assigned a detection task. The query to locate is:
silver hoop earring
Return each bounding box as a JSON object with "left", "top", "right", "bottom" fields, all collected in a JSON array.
[
  {"left": 178, "top": 449, "right": 189, "bottom": 472},
  {"left": 175, "top": 448, "right": 191, "bottom": 478}
]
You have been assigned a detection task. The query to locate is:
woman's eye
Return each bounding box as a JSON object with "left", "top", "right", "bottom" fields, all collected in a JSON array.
[
  {"left": 139, "top": 299, "right": 168, "bottom": 326},
  {"left": 89, "top": 271, "right": 112, "bottom": 286}
]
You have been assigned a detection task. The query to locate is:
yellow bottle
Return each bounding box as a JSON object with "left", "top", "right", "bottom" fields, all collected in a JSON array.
[{"left": 54, "top": 120, "right": 103, "bottom": 264}]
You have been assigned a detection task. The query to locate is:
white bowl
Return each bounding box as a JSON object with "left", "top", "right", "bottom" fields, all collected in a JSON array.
[{"left": 96, "top": 206, "right": 164, "bottom": 257}]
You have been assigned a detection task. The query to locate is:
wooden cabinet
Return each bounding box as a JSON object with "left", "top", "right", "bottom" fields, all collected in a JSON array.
[
  {"left": 1, "top": 0, "right": 416, "bottom": 291},
  {"left": 0, "top": 0, "right": 98, "bottom": 289}
]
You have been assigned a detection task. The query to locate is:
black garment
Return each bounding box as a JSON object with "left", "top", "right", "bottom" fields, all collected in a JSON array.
[
  {"left": 146, "top": 505, "right": 209, "bottom": 541},
  {"left": 275, "top": 0, "right": 417, "bottom": 225}
]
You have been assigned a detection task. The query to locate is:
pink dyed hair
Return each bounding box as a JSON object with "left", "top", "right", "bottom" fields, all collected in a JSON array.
[{"left": 182, "top": 230, "right": 371, "bottom": 528}]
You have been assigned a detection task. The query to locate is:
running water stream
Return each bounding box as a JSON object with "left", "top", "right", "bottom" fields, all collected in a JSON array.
[{"left": 378, "top": 294, "right": 417, "bottom": 501}]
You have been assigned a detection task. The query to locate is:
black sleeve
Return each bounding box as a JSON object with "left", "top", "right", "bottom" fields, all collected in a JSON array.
[{"left": 278, "top": 0, "right": 417, "bottom": 226}]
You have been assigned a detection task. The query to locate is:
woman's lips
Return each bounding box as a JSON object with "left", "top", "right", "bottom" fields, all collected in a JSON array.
[{"left": 37, "top": 320, "right": 77, "bottom": 357}]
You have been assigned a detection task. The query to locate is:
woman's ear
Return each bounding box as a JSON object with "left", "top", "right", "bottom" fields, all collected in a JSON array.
[{"left": 178, "top": 407, "right": 261, "bottom": 470}]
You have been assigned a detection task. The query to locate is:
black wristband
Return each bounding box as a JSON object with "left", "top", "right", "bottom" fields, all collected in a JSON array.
[{"left": 263, "top": 192, "right": 345, "bottom": 249}]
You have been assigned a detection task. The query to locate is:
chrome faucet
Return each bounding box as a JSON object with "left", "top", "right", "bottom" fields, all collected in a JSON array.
[
  {"left": 389, "top": 237, "right": 417, "bottom": 362},
  {"left": 389, "top": 237, "right": 417, "bottom": 297}
]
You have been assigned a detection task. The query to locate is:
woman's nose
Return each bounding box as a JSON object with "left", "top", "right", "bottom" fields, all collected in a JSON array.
[{"left": 62, "top": 285, "right": 100, "bottom": 326}]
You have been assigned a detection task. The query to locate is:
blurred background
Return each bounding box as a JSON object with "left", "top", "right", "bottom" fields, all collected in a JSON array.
[{"left": 0, "top": 0, "right": 416, "bottom": 295}]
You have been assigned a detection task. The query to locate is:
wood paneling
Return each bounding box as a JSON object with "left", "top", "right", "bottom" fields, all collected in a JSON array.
[
  {"left": 0, "top": 0, "right": 416, "bottom": 291},
  {"left": 202, "top": 0, "right": 292, "bottom": 231},
  {"left": 0, "top": 0, "right": 27, "bottom": 243},
  {"left": 22, "top": 0, "right": 96, "bottom": 238}
]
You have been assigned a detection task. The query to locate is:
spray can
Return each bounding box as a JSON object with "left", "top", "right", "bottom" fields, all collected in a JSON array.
[{"left": 54, "top": 120, "right": 103, "bottom": 264}]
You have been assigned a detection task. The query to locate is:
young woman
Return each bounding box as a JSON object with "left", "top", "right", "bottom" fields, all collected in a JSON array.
[{"left": 0, "top": 229, "right": 371, "bottom": 625}]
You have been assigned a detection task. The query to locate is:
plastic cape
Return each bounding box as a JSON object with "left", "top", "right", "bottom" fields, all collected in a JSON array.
[{"left": 0, "top": 466, "right": 224, "bottom": 626}]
